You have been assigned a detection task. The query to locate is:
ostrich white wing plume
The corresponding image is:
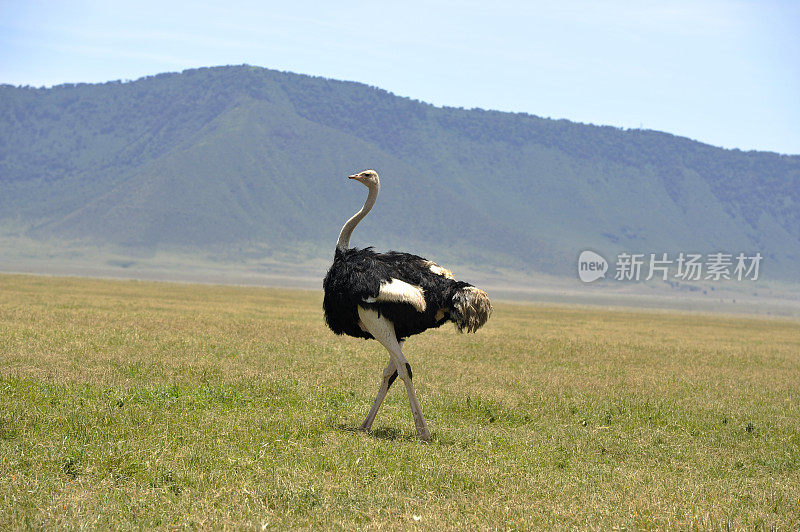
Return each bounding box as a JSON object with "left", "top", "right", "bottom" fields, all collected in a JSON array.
[
  {"left": 363, "top": 279, "right": 427, "bottom": 313},
  {"left": 422, "top": 260, "right": 454, "bottom": 279}
]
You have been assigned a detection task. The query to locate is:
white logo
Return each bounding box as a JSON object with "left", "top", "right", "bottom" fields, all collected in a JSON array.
[{"left": 578, "top": 250, "right": 608, "bottom": 283}]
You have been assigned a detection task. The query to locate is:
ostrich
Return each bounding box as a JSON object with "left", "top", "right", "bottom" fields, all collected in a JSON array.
[{"left": 323, "top": 169, "right": 492, "bottom": 441}]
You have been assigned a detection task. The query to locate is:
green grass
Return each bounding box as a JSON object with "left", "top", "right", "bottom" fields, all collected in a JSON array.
[{"left": 1, "top": 273, "right": 799, "bottom": 529}]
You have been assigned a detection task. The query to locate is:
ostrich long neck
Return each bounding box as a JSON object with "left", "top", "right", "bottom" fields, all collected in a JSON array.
[{"left": 336, "top": 181, "right": 379, "bottom": 251}]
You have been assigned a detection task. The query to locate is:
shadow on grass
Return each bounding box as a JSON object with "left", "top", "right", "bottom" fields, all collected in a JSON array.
[
  {"left": 336, "top": 423, "right": 414, "bottom": 442},
  {"left": 336, "top": 423, "right": 450, "bottom": 444}
]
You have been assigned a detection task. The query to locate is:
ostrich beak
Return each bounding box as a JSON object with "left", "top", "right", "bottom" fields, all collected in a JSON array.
[{"left": 348, "top": 174, "right": 359, "bottom": 179}]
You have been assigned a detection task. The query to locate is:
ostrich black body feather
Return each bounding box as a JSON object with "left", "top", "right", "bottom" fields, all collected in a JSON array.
[{"left": 323, "top": 246, "right": 475, "bottom": 341}]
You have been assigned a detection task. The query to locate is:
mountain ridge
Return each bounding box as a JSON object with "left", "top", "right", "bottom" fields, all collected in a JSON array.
[{"left": 1, "top": 65, "right": 798, "bottom": 280}]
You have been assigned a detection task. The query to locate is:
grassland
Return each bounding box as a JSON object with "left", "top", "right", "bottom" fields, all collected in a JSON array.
[{"left": 1, "top": 273, "right": 799, "bottom": 529}]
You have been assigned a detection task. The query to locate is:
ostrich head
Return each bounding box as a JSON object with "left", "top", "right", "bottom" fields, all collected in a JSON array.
[{"left": 349, "top": 169, "right": 380, "bottom": 187}]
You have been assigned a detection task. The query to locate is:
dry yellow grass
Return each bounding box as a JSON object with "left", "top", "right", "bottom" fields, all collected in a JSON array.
[{"left": 1, "top": 273, "right": 799, "bottom": 529}]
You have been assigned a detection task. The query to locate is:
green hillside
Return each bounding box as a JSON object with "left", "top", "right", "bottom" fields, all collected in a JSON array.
[{"left": 1, "top": 65, "right": 798, "bottom": 279}]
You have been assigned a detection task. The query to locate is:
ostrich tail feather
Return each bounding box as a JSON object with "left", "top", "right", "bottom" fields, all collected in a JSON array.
[{"left": 451, "top": 286, "right": 492, "bottom": 333}]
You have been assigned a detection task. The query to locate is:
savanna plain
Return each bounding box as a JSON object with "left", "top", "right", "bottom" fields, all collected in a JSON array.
[{"left": 1, "top": 273, "right": 799, "bottom": 529}]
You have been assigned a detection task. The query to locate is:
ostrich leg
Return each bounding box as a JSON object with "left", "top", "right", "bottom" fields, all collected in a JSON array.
[
  {"left": 358, "top": 308, "right": 431, "bottom": 441},
  {"left": 360, "top": 357, "right": 397, "bottom": 431}
]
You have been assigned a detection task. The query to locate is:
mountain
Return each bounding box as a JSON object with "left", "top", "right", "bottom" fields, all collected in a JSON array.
[{"left": 1, "top": 65, "right": 799, "bottom": 281}]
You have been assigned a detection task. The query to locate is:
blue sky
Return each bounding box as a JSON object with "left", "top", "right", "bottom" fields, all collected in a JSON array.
[{"left": 1, "top": 0, "right": 798, "bottom": 154}]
